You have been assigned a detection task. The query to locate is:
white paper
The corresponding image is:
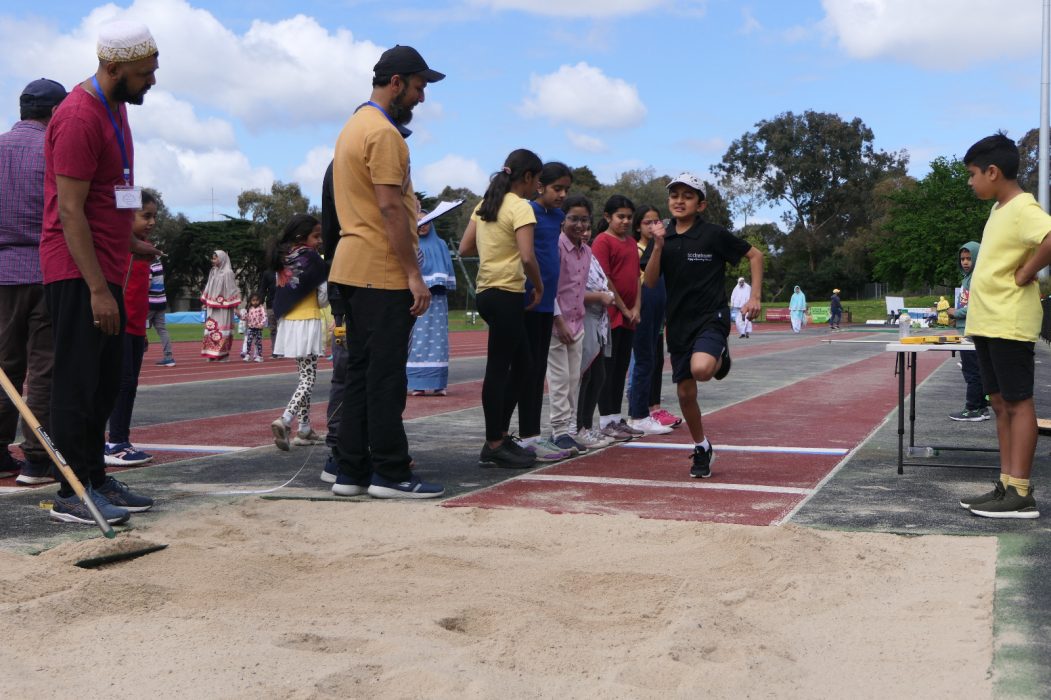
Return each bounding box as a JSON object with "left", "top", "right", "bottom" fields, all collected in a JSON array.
[{"left": 418, "top": 199, "right": 465, "bottom": 227}]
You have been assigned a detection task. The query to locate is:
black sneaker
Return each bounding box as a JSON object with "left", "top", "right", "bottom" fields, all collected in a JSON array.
[
  {"left": 971, "top": 485, "right": 1040, "bottom": 519},
  {"left": 479, "top": 439, "right": 536, "bottom": 469},
  {"left": 690, "top": 443, "right": 715, "bottom": 478},
  {"left": 949, "top": 408, "right": 991, "bottom": 422},
  {"left": 960, "top": 481, "right": 1005, "bottom": 509},
  {"left": 714, "top": 347, "right": 731, "bottom": 380},
  {"left": 16, "top": 459, "right": 55, "bottom": 485}
]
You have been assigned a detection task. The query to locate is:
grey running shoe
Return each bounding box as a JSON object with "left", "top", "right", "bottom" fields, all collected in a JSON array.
[
  {"left": 95, "top": 476, "right": 154, "bottom": 512},
  {"left": 271, "top": 418, "right": 291, "bottom": 451},
  {"left": 971, "top": 485, "right": 1039, "bottom": 519},
  {"left": 479, "top": 438, "right": 536, "bottom": 469},
  {"left": 50, "top": 490, "right": 130, "bottom": 525},
  {"left": 960, "top": 481, "right": 1005, "bottom": 509}
]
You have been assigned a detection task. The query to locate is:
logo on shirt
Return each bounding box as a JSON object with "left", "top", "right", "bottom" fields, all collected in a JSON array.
[{"left": 687, "top": 252, "right": 713, "bottom": 262}]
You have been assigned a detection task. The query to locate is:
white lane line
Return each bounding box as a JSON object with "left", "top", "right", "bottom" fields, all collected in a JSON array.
[
  {"left": 0, "top": 486, "right": 30, "bottom": 495},
  {"left": 135, "top": 443, "right": 248, "bottom": 454},
  {"left": 621, "top": 442, "right": 848, "bottom": 456},
  {"left": 517, "top": 473, "right": 813, "bottom": 496}
]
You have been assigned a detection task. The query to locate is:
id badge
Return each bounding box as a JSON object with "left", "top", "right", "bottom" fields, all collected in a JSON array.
[{"left": 115, "top": 185, "right": 142, "bottom": 209}]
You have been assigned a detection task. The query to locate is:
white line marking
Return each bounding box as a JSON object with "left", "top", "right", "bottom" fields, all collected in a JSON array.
[
  {"left": 135, "top": 443, "right": 247, "bottom": 453},
  {"left": 621, "top": 442, "right": 848, "bottom": 456},
  {"left": 0, "top": 486, "right": 30, "bottom": 495},
  {"left": 517, "top": 473, "right": 813, "bottom": 496}
]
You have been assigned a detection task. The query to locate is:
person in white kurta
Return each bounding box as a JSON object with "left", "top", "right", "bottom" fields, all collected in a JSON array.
[{"left": 729, "top": 277, "right": 753, "bottom": 338}]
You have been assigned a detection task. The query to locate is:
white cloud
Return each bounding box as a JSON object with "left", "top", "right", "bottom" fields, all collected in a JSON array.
[
  {"left": 566, "top": 130, "right": 608, "bottom": 153},
  {"left": 467, "top": 0, "right": 706, "bottom": 18},
  {"left": 292, "top": 145, "right": 335, "bottom": 200},
  {"left": 739, "top": 7, "right": 762, "bottom": 35},
  {"left": 821, "top": 0, "right": 1040, "bottom": 69},
  {"left": 417, "top": 155, "right": 490, "bottom": 196},
  {"left": 136, "top": 140, "right": 275, "bottom": 216},
  {"left": 136, "top": 91, "right": 236, "bottom": 149},
  {"left": 0, "top": 0, "right": 384, "bottom": 128},
  {"left": 520, "top": 63, "right": 646, "bottom": 129}
]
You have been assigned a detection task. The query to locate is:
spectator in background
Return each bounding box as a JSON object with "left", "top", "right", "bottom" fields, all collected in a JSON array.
[
  {"left": 200, "top": 250, "right": 241, "bottom": 361},
  {"left": 789, "top": 285, "right": 807, "bottom": 333},
  {"left": 829, "top": 288, "right": 843, "bottom": 331},
  {"left": 407, "top": 200, "right": 456, "bottom": 396},
  {"left": 147, "top": 240, "right": 175, "bottom": 366},
  {"left": 0, "top": 78, "right": 66, "bottom": 485},
  {"left": 730, "top": 277, "right": 753, "bottom": 339}
]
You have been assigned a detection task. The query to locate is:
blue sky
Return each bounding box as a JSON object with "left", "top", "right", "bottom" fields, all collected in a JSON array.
[{"left": 0, "top": 0, "right": 1044, "bottom": 224}]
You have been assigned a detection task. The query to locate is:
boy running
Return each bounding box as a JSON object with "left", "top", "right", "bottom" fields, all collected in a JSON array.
[
  {"left": 959, "top": 133, "right": 1051, "bottom": 519},
  {"left": 644, "top": 173, "right": 763, "bottom": 478}
]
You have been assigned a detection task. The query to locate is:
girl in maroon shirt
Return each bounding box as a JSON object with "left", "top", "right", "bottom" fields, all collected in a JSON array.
[{"left": 590, "top": 195, "right": 644, "bottom": 439}]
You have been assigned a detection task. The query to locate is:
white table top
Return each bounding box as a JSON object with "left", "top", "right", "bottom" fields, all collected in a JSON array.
[{"left": 885, "top": 341, "right": 975, "bottom": 352}]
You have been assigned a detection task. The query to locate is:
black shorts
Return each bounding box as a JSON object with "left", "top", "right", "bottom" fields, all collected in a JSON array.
[
  {"left": 972, "top": 336, "right": 1035, "bottom": 402},
  {"left": 670, "top": 327, "right": 727, "bottom": 383}
]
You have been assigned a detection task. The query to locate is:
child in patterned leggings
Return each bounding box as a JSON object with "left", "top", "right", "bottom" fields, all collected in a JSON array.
[
  {"left": 242, "top": 293, "right": 267, "bottom": 362},
  {"left": 268, "top": 214, "right": 329, "bottom": 450}
]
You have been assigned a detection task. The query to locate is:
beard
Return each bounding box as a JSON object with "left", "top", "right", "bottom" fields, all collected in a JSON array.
[
  {"left": 387, "top": 85, "right": 416, "bottom": 126},
  {"left": 113, "top": 75, "right": 149, "bottom": 105}
]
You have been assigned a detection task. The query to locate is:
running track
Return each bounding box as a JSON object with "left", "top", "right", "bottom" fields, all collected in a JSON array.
[{"left": 2, "top": 327, "right": 949, "bottom": 528}]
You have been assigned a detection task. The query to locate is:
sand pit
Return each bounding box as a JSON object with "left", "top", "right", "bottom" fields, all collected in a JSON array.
[{"left": 0, "top": 498, "right": 996, "bottom": 698}]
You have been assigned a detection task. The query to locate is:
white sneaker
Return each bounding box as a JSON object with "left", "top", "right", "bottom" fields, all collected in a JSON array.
[{"left": 628, "top": 416, "right": 673, "bottom": 435}]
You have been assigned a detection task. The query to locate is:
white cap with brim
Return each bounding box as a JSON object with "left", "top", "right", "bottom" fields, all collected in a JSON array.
[
  {"left": 667, "top": 172, "right": 706, "bottom": 197},
  {"left": 97, "top": 20, "right": 158, "bottom": 63}
]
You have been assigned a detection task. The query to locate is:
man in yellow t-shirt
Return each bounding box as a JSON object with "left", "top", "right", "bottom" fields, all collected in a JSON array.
[
  {"left": 329, "top": 45, "right": 445, "bottom": 500},
  {"left": 959, "top": 133, "right": 1051, "bottom": 519}
]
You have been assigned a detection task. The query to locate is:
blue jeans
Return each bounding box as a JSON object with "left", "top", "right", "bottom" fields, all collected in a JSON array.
[{"left": 628, "top": 280, "right": 666, "bottom": 419}]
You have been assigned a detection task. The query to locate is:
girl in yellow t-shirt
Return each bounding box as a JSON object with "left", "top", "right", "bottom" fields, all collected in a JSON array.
[{"left": 459, "top": 149, "right": 544, "bottom": 469}]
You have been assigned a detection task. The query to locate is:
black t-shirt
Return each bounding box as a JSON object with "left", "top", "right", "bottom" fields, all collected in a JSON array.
[{"left": 656, "top": 216, "right": 751, "bottom": 353}]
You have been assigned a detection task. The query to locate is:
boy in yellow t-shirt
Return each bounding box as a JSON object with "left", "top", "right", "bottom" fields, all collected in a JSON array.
[{"left": 959, "top": 133, "right": 1051, "bottom": 519}]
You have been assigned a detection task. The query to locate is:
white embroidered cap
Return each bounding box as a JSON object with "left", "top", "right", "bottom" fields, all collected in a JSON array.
[{"left": 97, "top": 20, "right": 158, "bottom": 63}]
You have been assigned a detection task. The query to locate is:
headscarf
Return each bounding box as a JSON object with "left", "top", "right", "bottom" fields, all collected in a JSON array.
[
  {"left": 789, "top": 285, "right": 807, "bottom": 311},
  {"left": 201, "top": 250, "right": 241, "bottom": 309},
  {"left": 418, "top": 222, "right": 456, "bottom": 290}
]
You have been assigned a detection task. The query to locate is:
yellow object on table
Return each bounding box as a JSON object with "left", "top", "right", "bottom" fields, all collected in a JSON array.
[
  {"left": 936, "top": 296, "right": 950, "bottom": 326},
  {"left": 899, "top": 335, "right": 962, "bottom": 344}
]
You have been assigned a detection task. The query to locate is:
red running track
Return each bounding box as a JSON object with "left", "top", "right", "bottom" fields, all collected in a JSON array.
[{"left": 444, "top": 349, "right": 949, "bottom": 526}]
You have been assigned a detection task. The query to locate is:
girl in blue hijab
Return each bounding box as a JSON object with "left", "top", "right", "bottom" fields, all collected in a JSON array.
[
  {"left": 407, "top": 203, "right": 457, "bottom": 395},
  {"left": 789, "top": 285, "right": 807, "bottom": 333}
]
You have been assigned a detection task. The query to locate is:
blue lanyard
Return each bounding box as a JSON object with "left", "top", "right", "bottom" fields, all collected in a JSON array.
[
  {"left": 365, "top": 100, "right": 398, "bottom": 129},
  {"left": 90, "top": 75, "right": 131, "bottom": 185}
]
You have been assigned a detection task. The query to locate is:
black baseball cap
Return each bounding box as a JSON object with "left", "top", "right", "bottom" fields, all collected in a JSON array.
[
  {"left": 374, "top": 45, "right": 445, "bottom": 83},
  {"left": 20, "top": 78, "right": 67, "bottom": 109}
]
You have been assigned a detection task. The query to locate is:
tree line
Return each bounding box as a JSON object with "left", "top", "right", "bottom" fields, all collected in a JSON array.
[{"left": 151, "top": 113, "right": 1043, "bottom": 309}]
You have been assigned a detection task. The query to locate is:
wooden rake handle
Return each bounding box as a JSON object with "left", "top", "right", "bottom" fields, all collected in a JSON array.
[{"left": 0, "top": 366, "right": 115, "bottom": 538}]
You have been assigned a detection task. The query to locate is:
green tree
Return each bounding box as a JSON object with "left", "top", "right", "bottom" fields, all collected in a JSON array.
[
  {"left": 872, "top": 157, "right": 989, "bottom": 288},
  {"left": 163, "top": 219, "right": 262, "bottom": 308},
  {"left": 237, "top": 181, "right": 317, "bottom": 252},
  {"left": 713, "top": 110, "right": 908, "bottom": 291}
]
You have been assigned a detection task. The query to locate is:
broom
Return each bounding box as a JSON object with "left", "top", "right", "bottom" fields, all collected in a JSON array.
[{"left": 0, "top": 366, "right": 115, "bottom": 538}]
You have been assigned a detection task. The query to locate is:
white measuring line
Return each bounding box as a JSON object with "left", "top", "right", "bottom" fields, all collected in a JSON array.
[
  {"left": 517, "top": 473, "right": 813, "bottom": 496},
  {"left": 134, "top": 443, "right": 248, "bottom": 454},
  {"left": 621, "top": 442, "right": 848, "bottom": 456}
]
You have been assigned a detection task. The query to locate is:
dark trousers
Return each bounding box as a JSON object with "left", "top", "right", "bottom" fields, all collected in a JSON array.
[
  {"left": 516, "top": 310, "right": 553, "bottom": 437},
  {"left": 960, "top": 350, "right": 988, "bottom": 410},
  {"left": 628, "top": 281, "right": 666, "bottom": 419},
  {"left": 576, "top": 350, "right": 606, "bottom": 431},
  {"left": 326, "top": 313, "right": 347, "bottom": 451},
  {"left": 107, "top": 333, "right": 145, "bottom": 444},
  {"left": 599, "top": 326, "right": 634, "bottom": 417},
  {"left": 336, "top": 286, "right": 414, "bottom": 483},
  {"left": 46, "top": 279, "right": 124, "bottom": 496},
  {"left": 476, "top": 289, "right": 532, "bottom": 442},
  {"left": 0, "top": 284, "right": 54, "bottom": 463},
  {"left": 245, "top": 328, "right": 264, "bottom": 359}
]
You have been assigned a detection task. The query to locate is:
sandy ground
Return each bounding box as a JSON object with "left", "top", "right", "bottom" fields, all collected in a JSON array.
[{"left": 0, "top": 498, "right": 996, "bottom": 699}]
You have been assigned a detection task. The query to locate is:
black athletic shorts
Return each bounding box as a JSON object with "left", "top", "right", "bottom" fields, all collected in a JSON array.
[
  {"left": 971, "top": 335, "right": 1035, "bottom": 402},
  {"left": 670, "top": 327, "right": 727, "bottom": 383}
]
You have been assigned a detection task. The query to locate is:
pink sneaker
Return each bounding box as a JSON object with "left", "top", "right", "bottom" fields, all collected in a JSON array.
[{"left": 651, "top": 408, "right": 682, "bottom": 428}]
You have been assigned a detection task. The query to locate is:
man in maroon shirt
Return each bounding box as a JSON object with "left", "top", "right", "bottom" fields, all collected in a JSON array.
[
  {"left": 41, "top": 21, "right": 160, "bottom": 524},
  {"left": 0, "top": 79, "right": 66, "bottom": 485}
]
